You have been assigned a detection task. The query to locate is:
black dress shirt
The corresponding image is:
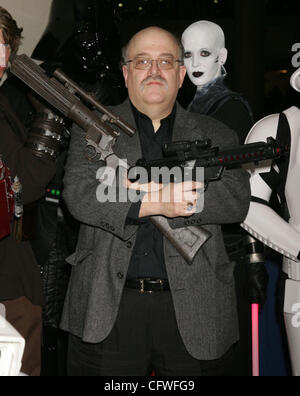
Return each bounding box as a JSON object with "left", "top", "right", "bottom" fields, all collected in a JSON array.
[{"left": 126, "top": 102, "right": 176, "bottom": 280}]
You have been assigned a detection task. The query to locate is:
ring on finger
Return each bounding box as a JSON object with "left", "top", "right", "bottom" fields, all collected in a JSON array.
[{"left": 186, "top": 202, "right": 194, "bottom": 212}]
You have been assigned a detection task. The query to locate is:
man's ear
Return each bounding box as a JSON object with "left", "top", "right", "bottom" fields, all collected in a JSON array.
[
  {"left": 178, "top": 65, "right": 186, "bottom": 89},
  {"left": 219, "top": 48, "right": 228, "bottom": 65},
  {"left": 122, "top": 65, "right": 128, "bottom": 88}
]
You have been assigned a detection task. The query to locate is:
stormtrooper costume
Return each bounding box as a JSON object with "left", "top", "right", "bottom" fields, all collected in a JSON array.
[
  {"left": 182, "top": 21, "right": 268, "bottom": 375},
  {"left": 242, "top": 68, "right": 300, "bottom": 376}
]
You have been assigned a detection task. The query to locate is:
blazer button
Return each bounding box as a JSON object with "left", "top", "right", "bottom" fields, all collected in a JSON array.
[
  {"left": 126, "top": 241, "right": 132, "bottom": 248},
  {"left": 117, "top": 272, "right": 124, "bottom": 279}
]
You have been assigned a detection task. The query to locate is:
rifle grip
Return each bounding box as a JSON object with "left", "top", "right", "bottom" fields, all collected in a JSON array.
[{"left": 150, "top": 216, "right": 212, "bottom": 265}]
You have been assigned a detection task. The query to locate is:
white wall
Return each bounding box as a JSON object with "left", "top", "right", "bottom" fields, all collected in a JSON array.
[{"left": 1, "top": 0, "right": 52, "bottom": 57}]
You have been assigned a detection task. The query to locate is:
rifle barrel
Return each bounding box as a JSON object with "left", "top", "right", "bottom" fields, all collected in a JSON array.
[
  {"left": 138, "top": 138, "right": 289, "bottom": 171},
  {"left": 53, "top": 69, "right": 136, "bottom": 137},
  {"left": 10, "top": 55, "right": 76, "bottom": 117}
]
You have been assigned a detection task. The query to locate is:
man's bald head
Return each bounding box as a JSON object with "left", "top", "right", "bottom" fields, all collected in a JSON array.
[{"left": 122, "top": 26, "right": 183, "bottom": 64}]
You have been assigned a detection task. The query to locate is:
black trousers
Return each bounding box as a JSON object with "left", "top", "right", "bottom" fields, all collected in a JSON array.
[{"left": 67, "top": 288, "right": 236, "bottom": 376}]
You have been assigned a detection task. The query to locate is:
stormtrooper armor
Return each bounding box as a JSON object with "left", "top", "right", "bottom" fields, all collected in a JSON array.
[{"left": 242, "top": 67, "right": 300, "bottom": 376}]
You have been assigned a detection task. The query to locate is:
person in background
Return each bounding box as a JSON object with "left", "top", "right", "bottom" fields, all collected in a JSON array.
[
  {"left": 181, "top": 20, "right": 269, "bottom": 375},
  {"left": 0, "top": 6, "right": 61, "bottom": 376}
]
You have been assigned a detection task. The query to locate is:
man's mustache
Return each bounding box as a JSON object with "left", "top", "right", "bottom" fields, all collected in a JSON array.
[{"left": 141, "top": 75, "right": 167, "bottom": 87}]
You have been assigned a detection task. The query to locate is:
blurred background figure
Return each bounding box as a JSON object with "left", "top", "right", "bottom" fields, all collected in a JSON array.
[
  {"left": 181, "top": 20, "right": 269, "bottom": 376},
  {"left": 0, "top": 6, "right": 60, "bottom": 376},
  {"left": 32, "top": 0, "right": 126, "bottom": 102}
]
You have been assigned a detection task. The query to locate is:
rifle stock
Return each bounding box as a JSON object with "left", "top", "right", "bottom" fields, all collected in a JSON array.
[{"left": 150, "top": 217, "right": 211, "bottom": 263}]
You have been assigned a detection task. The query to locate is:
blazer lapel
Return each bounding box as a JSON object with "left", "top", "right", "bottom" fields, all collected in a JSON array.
[
  {"left": 173, "top": 102, "right": 205, "bottom": 142},
  {"left": 110, "top": 99, "right": 142, "bottom": 167}
]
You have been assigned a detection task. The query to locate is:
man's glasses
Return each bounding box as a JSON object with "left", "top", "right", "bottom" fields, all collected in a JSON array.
[{"left": 124, "top": 57, "right": 182, "bottom": 70}]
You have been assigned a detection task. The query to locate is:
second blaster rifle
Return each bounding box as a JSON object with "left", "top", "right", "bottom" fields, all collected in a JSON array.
[
  {"left": 133, "top": 136, "right": 288, "bottom": 183},
  {"left": 130, "top": 136, "right": 289, "bottom": 263}
]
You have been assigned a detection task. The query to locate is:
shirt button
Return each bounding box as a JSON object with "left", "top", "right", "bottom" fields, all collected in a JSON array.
[
  {"left": 117, "top": 272, "right": 124, "bottom": 279},
  {"left": 126, "top": 241, "right": 132, "bottom": 248}
]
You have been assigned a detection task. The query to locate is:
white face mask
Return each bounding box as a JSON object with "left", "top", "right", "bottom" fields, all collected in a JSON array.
[
  {"left": 0, "top": 44, "right": 10, "bottom": 68},
  {"left": 181, "top": 21, "right": 228, "bottom": 87}
]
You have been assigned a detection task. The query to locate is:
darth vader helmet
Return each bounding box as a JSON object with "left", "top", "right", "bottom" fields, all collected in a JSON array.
[{"left": 32, "top": 0, "right": 121, "bottom": 83}]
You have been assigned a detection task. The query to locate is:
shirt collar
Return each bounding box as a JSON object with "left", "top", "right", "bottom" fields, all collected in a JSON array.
[{"left": 129, "top": 100, "right": 176, "bottom": 128}]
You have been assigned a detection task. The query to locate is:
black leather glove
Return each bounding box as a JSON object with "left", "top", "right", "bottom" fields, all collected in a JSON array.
[
  {"left": 25, "top": 93, "right": 70, "bottom": 161},
  {"left": 243, "top": 233, "right": 269, "bottom": 306}
]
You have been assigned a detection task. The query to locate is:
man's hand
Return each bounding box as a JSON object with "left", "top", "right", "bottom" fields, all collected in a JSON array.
[
  {"left": 136, "top": 180, "right": 203, "bottom": 218},
  {"left": 126, "top": 179, "right": 163, "bottom": 194}
]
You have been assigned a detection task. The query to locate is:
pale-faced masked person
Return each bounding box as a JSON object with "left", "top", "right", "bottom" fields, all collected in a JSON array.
[
  {"left": 181, "top": 20, "right": 252, "bottom": 140},
  {"left": 182, "top": 20, "right": 269, "bottom": 376},
  {"left": 182, "top": 20, "right": 227, "bottom": 88},
  {"left": 61, "top": 26, "right": 250, "bottom": 376}
]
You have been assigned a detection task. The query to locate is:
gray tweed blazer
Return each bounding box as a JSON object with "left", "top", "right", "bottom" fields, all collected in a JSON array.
[{"left": 60, "top": 99, "right": 250, "bottom": 360}]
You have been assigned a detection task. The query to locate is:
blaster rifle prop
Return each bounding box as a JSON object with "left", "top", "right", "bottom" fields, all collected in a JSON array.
[
  {"left": 10, "top": 55, "right": 135, "bottom": 163},
  {"left": 134, "top": 136, "right": 288, "bottom": 183},
  {"left": 130, "top": 137, "right": 289, "bottom": 264}
]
